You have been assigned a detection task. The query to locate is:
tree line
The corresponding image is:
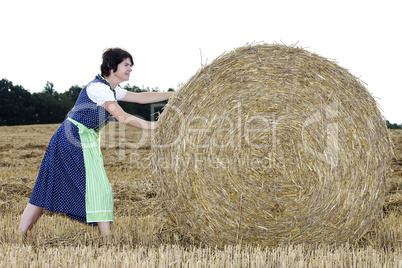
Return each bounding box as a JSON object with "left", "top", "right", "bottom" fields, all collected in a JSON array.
[
  {"left": 1, "top": 78, "right": 401, "bottom": 128},
  {"left": 386, "top": 121, "right": 402, "bottom": 130},
  {"left": 0, "top": 78, "right": 174, "bottom": 126}
]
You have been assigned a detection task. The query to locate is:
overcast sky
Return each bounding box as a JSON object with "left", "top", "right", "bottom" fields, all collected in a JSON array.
[{"left": 1, "top": 0, "right": 400, "bottom": 123}]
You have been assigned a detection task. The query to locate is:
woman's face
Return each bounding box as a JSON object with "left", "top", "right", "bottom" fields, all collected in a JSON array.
[{"left": 113, "top": 58, "right": 133, "bottom": 82}]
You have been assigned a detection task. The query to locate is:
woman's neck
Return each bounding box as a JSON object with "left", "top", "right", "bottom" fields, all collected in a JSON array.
[{"left": 103, "top": 75, "right": 118, "bottom": 89}]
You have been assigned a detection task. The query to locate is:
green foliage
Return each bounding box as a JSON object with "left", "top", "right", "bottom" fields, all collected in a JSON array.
[
  {"left": 43, "top": 81, "right": 56, "bottom": 95},
  {"left": 0, "top": 78, "right": 173, "bottom": 125},
  {"left": 0, "top": 79, "right": 37, "bottom": 125},
  {"left": 386, "top": 120, "right": 402, "bottom": 129},
  {"left": 66, "top": 85, "right": 82, "bottom": 103},
  {"left": 0, "top": 79, "right": 79, "bottom": 125}
]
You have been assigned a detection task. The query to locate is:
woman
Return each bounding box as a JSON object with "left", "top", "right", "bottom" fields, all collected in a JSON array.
[{"left": 18, "top": 48, "right": 173, "bottom": 236}]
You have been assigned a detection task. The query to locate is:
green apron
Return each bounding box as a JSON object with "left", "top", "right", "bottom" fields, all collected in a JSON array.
[{"left": 67, "top": 117, "right": 113, "bottom": 223}]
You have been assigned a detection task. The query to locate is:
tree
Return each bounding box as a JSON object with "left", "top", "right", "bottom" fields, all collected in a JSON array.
[
  {"left": 123, "top": 84, "right": 142, "bottom": 93},
  {"left": 386, "top": 120, "right": 402, "bottom": 129},
  {"left": 0, "top": 77, "right": 174, "bottom": 125},
  {"left": 0, "top": 79, "right": 37, "bottom": 125},
  {"left": 31, "top": 82, "right": 76, "bottom": 124},
  {"left": 66, "top": 85, "right": 82, "bottom": 103},
  {"left": 43, "top": 81, "right": 56, "bottom": 95}
]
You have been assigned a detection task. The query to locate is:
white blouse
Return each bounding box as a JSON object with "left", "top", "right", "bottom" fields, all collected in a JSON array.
[{"left": 86, "top": 82, "right": 127, "bottom": 106}]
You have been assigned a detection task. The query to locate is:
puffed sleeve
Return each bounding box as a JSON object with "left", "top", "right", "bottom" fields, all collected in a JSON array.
[
  {"left": 114, "top": 85, "right": 128, "bottom": 101},
  {"left": 86, "top": 82, "right": 117, "bottom": 106}
]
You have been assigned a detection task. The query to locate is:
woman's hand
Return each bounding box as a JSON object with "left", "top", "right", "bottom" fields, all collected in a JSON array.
[{"left": 153, "top": 121, "right": 160, "bottom": 130}]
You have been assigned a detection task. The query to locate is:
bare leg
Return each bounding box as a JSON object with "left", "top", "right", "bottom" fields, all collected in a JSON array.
[
  {"left": 97, "top": 222, "right": 111, "bottom": 235},
  {"left": 18, "top": 203, "right": 44, "bottom": 236}
]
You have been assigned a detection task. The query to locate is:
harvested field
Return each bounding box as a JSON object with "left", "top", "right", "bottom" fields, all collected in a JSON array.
[{"left": 0, "top": 123, "right": 401, "bottom": 266}]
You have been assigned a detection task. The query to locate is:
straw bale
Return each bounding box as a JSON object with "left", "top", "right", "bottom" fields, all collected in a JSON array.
[{"left": 151, "top": 44, "right": 392, "bottom": 247}]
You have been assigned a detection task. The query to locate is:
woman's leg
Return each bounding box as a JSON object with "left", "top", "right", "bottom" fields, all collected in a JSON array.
[
  {"left": 18, "top": 203, "right": 44, "bottom": 236},
  {"left": 97, "top": 221, "right": 111, "bottom": 235}
]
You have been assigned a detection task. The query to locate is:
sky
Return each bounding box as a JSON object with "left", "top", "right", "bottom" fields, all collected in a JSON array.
[{"left": 0, "top": 0, "right": 401, "bottom": 123}]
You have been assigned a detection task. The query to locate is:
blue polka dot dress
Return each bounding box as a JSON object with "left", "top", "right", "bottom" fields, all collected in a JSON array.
[{"left": 29, "top": 75, "right": 115, "bottom": 225}]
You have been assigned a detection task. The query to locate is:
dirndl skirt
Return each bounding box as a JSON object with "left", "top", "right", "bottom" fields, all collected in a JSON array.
[{"left": 29, "top": 118, "right": 113, "bottom": 225}]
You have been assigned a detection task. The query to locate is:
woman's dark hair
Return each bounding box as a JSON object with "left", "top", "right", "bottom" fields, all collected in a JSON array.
[{"left": 100, "top": 48, "right": 134, "bottom": 77}]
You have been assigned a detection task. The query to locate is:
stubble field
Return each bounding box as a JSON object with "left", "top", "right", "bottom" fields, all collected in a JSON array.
[{"left": 0, "top": 123, "right": 401, "bottom": 267}]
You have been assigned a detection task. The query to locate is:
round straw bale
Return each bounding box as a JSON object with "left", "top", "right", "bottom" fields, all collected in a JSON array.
[{"left": 151, "top": 44, "right": 392, "bottom": 247}]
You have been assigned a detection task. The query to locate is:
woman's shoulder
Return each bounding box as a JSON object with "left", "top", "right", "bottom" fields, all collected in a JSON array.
[
  {"left": 87, "top": 82, "right": 110, "bottom": 90},
  {"left": 86, "top": 82, "right": 115, "bottom": 105}
]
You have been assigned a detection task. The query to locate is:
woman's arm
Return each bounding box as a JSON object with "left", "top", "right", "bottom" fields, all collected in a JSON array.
[
  {"left": 103, "top": 101, "right": 158, "bottom": 129},
  {"left": 121, "top": 91, "right": 174, "bottom": 104}
]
